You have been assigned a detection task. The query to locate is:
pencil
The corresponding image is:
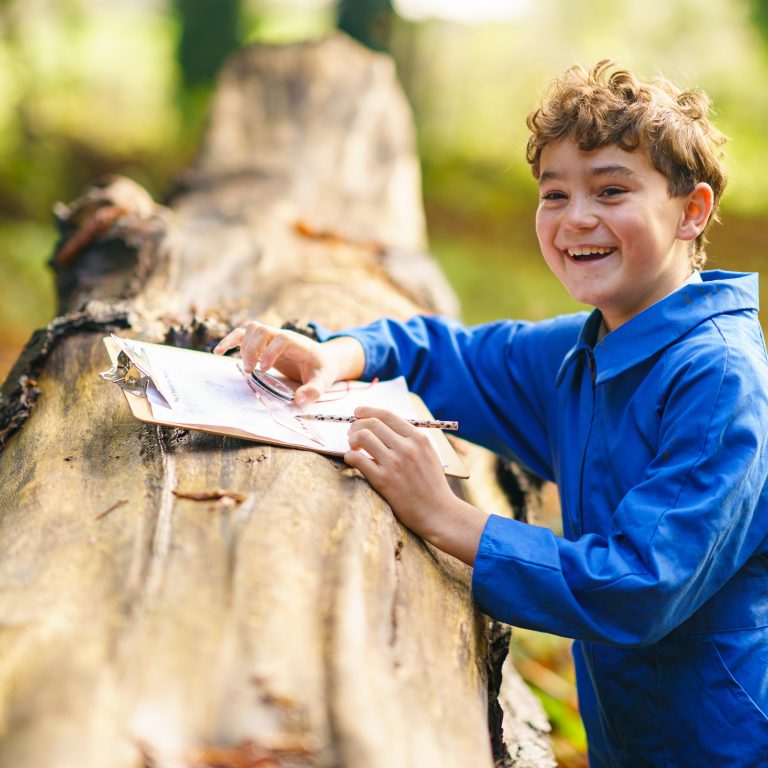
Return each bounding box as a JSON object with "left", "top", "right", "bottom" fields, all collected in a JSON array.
[{"left": 296, "top": 413, "right": 459, "bottom": 431}]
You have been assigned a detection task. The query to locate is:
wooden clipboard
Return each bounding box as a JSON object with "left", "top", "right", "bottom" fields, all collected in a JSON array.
[{"left": 103, "top": 337, "right": 468, "bottom": 478}]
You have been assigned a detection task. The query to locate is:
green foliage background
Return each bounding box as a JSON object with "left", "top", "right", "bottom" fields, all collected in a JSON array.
[
  {"left": 2, "top": 0, "right": 768, "bottom": 372},
  {"left": 1, "top": 2, "right": 767, "bottom": 764}
]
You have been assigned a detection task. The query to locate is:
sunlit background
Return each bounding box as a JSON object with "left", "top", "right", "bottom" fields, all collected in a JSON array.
[{"left": 2, "top": 1, "right": 767, "bottom": 764}]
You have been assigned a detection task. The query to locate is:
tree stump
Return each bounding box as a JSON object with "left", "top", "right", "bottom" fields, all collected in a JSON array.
[{"left": 0, "top": 34, "right": 554, "bottom": 768}]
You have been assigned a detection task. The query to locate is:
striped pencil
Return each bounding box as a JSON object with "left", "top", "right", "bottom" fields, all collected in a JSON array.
[{"left": 296, "top": 414, "right": 459, "bottom": 431}]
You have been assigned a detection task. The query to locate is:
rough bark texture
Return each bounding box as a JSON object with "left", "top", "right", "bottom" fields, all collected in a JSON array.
[{"left": 0, "top": 34, "right": 554, "bottom": 768}]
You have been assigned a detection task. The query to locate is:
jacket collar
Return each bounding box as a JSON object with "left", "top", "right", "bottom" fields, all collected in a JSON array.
[{"left": 556, "top": 271, "right": 759, "bottom": 386}]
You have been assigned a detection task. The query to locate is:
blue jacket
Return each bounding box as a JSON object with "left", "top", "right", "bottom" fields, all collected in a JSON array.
[{"left": 322, "top": 271, "right": 768, "bottom": 767}]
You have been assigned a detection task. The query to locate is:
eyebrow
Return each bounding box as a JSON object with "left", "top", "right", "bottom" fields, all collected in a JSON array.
[{"left": 538, "top": 164, "right": 638, "bottom": 184}]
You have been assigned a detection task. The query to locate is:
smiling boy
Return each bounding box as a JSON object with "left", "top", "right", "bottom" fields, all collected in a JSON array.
[
  {"left": 536, "top": 141, "right": 710, "bottom": 333},
  {"left": 216, "top": 61, "right": 768, "bottom": 766}
]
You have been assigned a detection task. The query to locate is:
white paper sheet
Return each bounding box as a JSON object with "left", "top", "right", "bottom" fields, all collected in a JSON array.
[{"left": 110, "top": 335, "right": 433, "bottom": 456}]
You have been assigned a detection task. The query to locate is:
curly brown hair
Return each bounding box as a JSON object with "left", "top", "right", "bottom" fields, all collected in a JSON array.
[{"left": 526, "top": 60, "right": 728, "bottom": 268}]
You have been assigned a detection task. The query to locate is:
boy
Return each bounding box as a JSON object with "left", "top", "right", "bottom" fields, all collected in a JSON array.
[{"left": 215, "top": 61, "right": 768, "bottom": 766}]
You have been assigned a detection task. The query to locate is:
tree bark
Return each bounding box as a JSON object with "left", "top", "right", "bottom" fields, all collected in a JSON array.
[{"left": 0, "top": 34, "right": 554, "bottom": 768}]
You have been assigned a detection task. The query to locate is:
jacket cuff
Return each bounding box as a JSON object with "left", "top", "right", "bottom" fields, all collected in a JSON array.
[{"left": 472, "top": 513, "right": 562, "bottom": 624}]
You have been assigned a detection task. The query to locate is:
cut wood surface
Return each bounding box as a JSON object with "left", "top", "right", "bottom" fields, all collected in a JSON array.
[{"left": 0, "top": 34, "right": 554, "bottom": 768}]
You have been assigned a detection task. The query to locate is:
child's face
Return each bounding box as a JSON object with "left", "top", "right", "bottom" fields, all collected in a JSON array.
[{"left": 535, "top": 139, "right": 694, "bottom": 332}]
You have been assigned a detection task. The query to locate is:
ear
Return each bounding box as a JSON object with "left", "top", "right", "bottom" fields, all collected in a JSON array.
[{"left": 677, "top": 182, "right": 714, "bottom": 242}]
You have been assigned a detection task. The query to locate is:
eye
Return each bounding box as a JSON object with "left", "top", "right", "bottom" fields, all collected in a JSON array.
[
  {"left": 541, "top": 190, "right": 567, "bottom": 202},
  {"left": 599, "top": 186, "right": 627, "bottom": 198}
]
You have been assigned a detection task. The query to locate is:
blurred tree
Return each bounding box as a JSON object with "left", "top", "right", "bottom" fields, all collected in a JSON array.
[
  {"left": 337, "top": 0, "right": 393, "bottom": 51},
  {"left": 750, "top": 0, "right": 768, "bottom": 42},
  {"left": 173, "top": 0, "right": 245, "bottom": 167},
  {"left": 174, "top": 0, "right": 241, "bottom": 88}
]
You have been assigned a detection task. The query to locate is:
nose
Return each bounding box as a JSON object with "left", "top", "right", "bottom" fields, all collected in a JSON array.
[{"left": 562, "top": 197, "right": 599, "bottom": 230}]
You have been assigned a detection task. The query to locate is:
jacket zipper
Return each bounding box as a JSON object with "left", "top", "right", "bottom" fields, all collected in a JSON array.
[{"left": 578, "top": 351, "right": 597, "bottom": 536}]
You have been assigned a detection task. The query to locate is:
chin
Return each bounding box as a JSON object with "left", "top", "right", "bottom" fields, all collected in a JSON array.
[
  {"left": 564, "top": 286, "right": 601, "bottom": 307},
  {"left": 563, "top": 277, "right": 618, "bottom": 309}
]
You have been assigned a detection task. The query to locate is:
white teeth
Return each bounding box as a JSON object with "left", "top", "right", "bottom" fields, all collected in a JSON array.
[{"left": 567, "top": 246, "right": 614, "bottom": 256}]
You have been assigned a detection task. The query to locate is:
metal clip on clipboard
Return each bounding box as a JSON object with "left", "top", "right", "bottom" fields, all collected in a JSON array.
[{"left": 98, "top": 350, "right": 150, "bottom": 397}]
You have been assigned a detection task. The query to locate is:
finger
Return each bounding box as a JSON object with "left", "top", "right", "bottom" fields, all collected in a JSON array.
[
  {"left": 347, "top": 426, "right": 391, "bottom": 464},
  {"left": 344, "top": 447, "right": 385, "bottom": 483},
  {"left": 259, "top": 334, "right": 289, "bottom": 371},
  {"left": 295, "top": 374, "right": 328, "bottom": 406},
  {"left": 213, "top": 327, "right": 245, "bottom": 355},
  {"left": 353, "top": 407, "right": 417, "bottom": 439},
  {"left": 348, "top": 417, "right": 403, "bottom": 451},
  {"left": 241, "top": 323, "right": 273, "bottom": 373}
]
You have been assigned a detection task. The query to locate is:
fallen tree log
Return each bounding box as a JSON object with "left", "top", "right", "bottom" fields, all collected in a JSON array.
[{"left": 0, "top": 34, "right": 554, "bottom": 768}]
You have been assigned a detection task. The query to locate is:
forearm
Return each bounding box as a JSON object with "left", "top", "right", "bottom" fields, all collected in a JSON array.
[
  {"left": 322, "top": 335, "right": 366, "bottom": 382},
  {"left": 421, "top": 496, "right": 489, "bottom": 567}
]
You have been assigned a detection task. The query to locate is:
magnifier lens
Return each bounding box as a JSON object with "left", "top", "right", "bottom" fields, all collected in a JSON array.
[{"left": 250, "top": 369, "right": 295, "bottom": 402}]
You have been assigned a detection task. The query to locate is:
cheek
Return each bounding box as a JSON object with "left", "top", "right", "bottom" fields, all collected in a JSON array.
[
  {"left": 613, "top": 208, "right": 659, "bottom": 243},
  {"left": 535, "top": 209, "right": 553, "bottom": 249},
  {"left": 539, "top": 247, "right": 565, "bottom": 280},
  {"left": 535, "top": 212, "right": 561, "bottom": 267}
]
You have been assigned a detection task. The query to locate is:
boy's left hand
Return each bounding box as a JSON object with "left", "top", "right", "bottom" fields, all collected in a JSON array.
[{"left": 344, "top": 407, "right": 488, "bottom": 565}]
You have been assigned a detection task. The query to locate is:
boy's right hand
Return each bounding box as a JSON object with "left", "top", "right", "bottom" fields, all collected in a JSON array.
[{"left": 213, "top": 321, "right": 364, "bottom": 406}]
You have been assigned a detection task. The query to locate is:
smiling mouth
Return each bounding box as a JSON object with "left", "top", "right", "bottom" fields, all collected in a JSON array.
[{"left": 564, "top": 246, "right": 616, "bottom": 261}]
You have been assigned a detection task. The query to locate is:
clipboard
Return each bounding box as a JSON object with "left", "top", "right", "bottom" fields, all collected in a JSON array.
[{"left": 101, "top": 336, "right": 468, "bottom": 478}]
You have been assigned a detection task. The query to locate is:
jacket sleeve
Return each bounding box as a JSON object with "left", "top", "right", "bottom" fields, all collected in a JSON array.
[
  {"left": 472, "top": 329, "right": 768, "bottom": 646},
  {"left": 316, "top": 314, "right": 584, "bottom": 482}
]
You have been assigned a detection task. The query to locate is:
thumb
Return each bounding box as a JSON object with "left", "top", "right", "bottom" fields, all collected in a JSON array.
[{"left": 294, "top": 374, "right": 329, "bottom": 406}]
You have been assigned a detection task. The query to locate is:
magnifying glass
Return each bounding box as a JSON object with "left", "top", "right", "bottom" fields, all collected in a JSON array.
[{"left": 248, "top": 368, "right": 296, "bottom": 402}]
